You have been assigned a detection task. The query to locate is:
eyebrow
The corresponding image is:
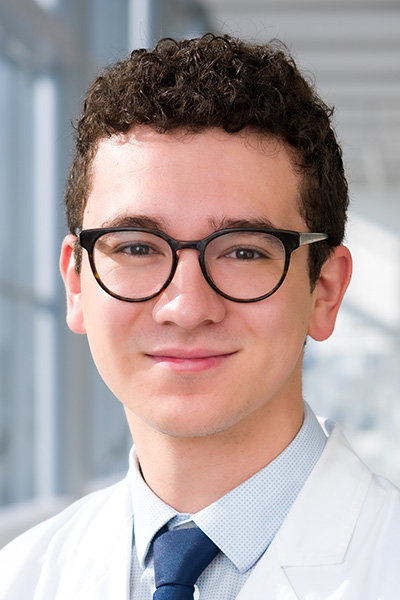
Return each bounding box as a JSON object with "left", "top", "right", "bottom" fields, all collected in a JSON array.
[
  {"left": 100, "top": 214, "right": 170, "bottom": 230},
  {"left": 210, "top": 216, "right": 278, "bottom": 231},
  {"left": 99, "top": 214, "right": 279, "bottom": 234}
]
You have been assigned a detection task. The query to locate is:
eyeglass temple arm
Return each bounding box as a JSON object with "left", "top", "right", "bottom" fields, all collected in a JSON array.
[{"left": 299, "top": 232, "right": 328, "bottom": 246}]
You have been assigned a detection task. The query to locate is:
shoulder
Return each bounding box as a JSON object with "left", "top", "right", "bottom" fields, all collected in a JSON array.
[
  {"left": 337, "top": 471, "right": 400, "bottom": 597},
  {"left": 319, "top": 421, "right": 400, "bottom": 584},
  {"left": 321, "top": 417, "right": 400, "bottom": 519},
  {"left": 270, "top": 420, "right": 400, "bottom": 598},
  {"left": 358, "top": 471, "right": 400, "bottom": 543},
  {"left": 1, "top": 478, "right": 126, "bottom": 552},
  {"left": 0, "top": 477, "right": 132, "bottom": 599}
]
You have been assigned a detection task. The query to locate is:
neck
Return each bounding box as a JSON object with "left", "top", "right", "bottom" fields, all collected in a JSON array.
[{"left": 125, "top": 397, "right": 304, "bottom": 513}]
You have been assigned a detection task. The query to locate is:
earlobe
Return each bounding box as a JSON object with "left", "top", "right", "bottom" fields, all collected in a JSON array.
[
  {"left": 308, "top": 245, "right": 352, "bottom": 342},
  {"left": 60, "top": 235, "right": 86, "bottom": 334}
]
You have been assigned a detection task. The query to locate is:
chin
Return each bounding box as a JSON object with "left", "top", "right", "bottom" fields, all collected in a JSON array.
[
  {"left": 143, "top": 416, "right": 220, "bottom": 439},
  {"left": 142, "top": 405, "right": 252, "bottom": 440}
]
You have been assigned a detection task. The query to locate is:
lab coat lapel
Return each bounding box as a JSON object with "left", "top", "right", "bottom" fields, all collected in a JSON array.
[
  {"left": 275, "top": 423, "right": 371, "bottom": 567},
  {"left": 56, "top": 476, "right": 134, "bottom": 600},
  {"left": 235, "top": 541, "right": 299, "bottom": 599},
  {"left": 77, "top": 517, "right": 133, "bottom": 600},
  {"left": 236, "top": 424, "right": 372, "bottom": 599}
]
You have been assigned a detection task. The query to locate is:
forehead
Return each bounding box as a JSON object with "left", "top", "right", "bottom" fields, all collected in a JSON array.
[{"left": 84, "top": 127, "right": 304, "bottom": 233}]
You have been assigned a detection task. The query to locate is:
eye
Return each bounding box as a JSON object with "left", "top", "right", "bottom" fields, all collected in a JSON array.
[
  {"left": 96, "top": 235, "right": 166, "bottom": 258},
  {"left": 117, "top": 243, "right": 159, "bottom": 256},
  {"left": 224, "top": 246, "right": 268, "bottom": 261}
]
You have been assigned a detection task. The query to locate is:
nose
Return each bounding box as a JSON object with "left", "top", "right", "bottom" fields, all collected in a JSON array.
[{"left": 152, "top": 249, "right": 227, "bottom": 329}]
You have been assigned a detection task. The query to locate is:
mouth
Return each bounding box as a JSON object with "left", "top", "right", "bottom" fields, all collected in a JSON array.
[{"left": 144, "top": 349, "right": 237, "bottom": 373}]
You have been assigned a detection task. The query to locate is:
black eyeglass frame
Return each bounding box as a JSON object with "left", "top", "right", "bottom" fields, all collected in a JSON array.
[{"left": 78, "top": 227, "right": 328, "bottom": 304}]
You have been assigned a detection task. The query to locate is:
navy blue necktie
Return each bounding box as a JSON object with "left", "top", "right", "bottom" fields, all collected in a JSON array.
[{"left": 152, "top": 527, "right": 219, "bottom": 599}]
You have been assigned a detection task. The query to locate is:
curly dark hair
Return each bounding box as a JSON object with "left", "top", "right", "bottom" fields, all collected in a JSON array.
[{"left": 65, "top": 33, "right": 348, "bottom": 284}]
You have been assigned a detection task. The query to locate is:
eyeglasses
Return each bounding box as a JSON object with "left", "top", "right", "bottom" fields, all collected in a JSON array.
[{"left": 78, "top": 227, "right": 328, "bottom": 303}]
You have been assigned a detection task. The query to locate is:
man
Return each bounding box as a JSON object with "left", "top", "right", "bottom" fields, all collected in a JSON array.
[{"left": 1, "top": 34, "right": 399, "bottom": 599}]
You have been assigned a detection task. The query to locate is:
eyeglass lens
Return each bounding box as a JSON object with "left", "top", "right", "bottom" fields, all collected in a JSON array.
[{"left": 92, "top": 230, "right": 287, "bottom": 301}]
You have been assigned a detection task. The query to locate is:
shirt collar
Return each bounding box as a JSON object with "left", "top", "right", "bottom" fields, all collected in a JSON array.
[
  {"left": 129, "top": 452, "right": 177, "bottom": 568},
  {"left": 130, "top": 402, "right": 326, "bottom": 573}
]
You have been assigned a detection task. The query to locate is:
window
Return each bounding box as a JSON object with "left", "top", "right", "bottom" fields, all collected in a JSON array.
[
  {"left": 0, "top": 53, "right": 37, "bottom": 506},
  {"left": 0, "top": 0, "right": 132, "bottom": 545}
]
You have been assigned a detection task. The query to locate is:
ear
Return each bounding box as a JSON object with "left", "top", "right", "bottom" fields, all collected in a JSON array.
[
  {"left": 59, "top": 234, "right": 86, "bottom": 334},
  {"left": 308, "top": 245, "right": 352, "bottom": 342}
]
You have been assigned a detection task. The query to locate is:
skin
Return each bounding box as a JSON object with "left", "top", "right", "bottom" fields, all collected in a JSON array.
[{"left": 60, "top": 127, "right": 352, "bottom": 512}]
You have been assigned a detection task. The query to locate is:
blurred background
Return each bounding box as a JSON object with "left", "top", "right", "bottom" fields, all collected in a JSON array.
[{"left": 0, "top": 0, "right": 399, "bottom": 547}]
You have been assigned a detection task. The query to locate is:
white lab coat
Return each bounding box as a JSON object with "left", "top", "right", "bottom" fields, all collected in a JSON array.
[{"left": 0, "top": 420, "right": 399, "bottom": 599}]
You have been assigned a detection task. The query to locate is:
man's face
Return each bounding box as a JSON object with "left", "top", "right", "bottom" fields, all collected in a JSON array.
[{"left": 62, "top": 128, "right": 325, "bottom": 440}]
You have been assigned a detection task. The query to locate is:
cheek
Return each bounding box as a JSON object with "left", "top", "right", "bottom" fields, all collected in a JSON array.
[
  {"left": 80, "top": 269, "right": 143, "bottom": 373},
  {"left": 83, "top": 306, "right": 146, "bottom": 406},
  {"left": 81, "top": 258, "right": 135, "bottom": 329},
  {"left": 247, "top": 287, "right": 311, "bottom": 364}
]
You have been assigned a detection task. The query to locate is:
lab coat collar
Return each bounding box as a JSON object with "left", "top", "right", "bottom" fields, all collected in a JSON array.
[
  {"left": 275, "top": 421, "right": 372, "bottom": 567},
  {"left": 234, "top": 422, "right": 373, "bottom": 600}
]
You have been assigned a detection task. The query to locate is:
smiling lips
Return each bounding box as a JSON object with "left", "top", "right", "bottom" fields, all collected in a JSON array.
[{"left": 145, "top": 349, "right": 237, "bottom": 372}]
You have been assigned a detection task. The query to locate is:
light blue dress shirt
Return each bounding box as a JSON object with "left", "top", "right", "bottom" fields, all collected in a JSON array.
[{"left": 129, "top": 402, "right": 327, "bottom": 599}]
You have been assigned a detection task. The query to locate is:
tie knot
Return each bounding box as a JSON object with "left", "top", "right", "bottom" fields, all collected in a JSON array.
[{"left": 152, "top": 527, "right": 219, "bottom": 599}]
